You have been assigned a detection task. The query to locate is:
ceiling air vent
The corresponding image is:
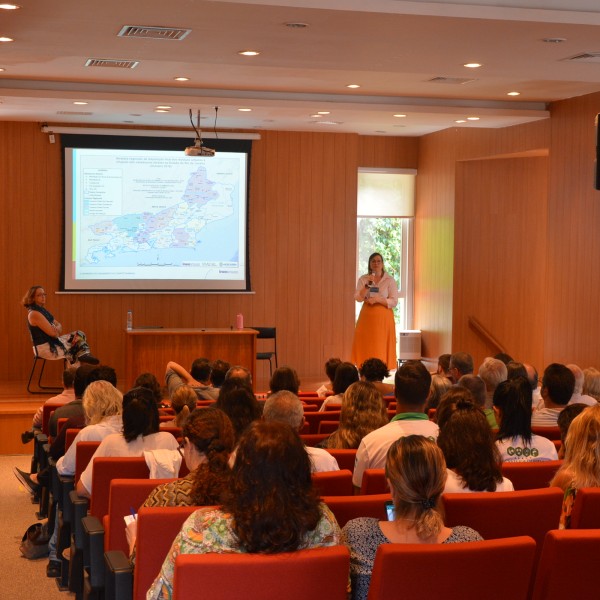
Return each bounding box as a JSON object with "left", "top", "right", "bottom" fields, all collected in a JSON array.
[
  {"left": 85, "top": 58, "right": 139, "bottom": 69},
  {"left": 118, "top": 25, "right": 191, "bottom": 40},
  {"left": 428, "top": 76, "right": 476, "bottom": 85},
  {"left": 56, "top": 111, "right": 93, "bottom": 116},
  {"left": 565, "top": 52, "right": 600, "bottom": 63}
]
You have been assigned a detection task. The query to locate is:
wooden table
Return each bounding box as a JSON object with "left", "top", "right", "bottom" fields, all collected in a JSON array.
[{"left": 125, "top": 328, "right": 258, "bottom": 390}]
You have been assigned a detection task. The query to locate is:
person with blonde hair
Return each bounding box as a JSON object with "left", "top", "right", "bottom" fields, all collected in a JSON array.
[
  {"left": 583, "top": 367, "right": 600, "bottom": 403},
  {"left": 551, "top": 404, "right": 600, "bottom": 528},
  {"left": 342, "top": 435, "right": 483, "bottom": 600},
  {"left": 161, "top": 385, "right": 197, "bottom": 429},
  {"left": 322, "top": 381, "right": 388, "bottom": 449}
]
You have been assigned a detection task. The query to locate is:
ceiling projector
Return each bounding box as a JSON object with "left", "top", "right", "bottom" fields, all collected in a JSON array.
[{"left": 185, "top": 139, "right": 216, "bottom": 156}]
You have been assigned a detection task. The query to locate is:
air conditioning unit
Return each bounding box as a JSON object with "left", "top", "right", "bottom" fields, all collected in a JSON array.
[{"left": 398, "top": 330, "right": 422, "bottom": 361}]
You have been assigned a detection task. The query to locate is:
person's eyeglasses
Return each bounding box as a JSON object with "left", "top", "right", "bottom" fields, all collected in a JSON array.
[{"left": 177, "top": 440, "right": 186, "bottom": 457}]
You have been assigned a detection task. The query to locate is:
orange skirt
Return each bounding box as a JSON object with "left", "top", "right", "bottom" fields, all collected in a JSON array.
[{"left": 350, "top": 303, "right": 397, "bottom": 370}]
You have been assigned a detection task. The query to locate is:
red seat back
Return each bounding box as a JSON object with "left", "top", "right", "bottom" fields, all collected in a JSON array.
[
  {"left": 173, "top": 546, "right": 350, "bottom": 600},
  {"left": 318, "top": 421, "right": 340, "bottom": 434},
  {"left": 64, "top": 428, "right": 82, "bottom": 452},
  {"left": 531, "top": 529, "right": 600, "bottom": 600},
  {"left": 322, "top": 494, "right": 391, "bottom": 528},
  {"left": 500, "top": 460, "right": 563, "bottom": 490},
  {"left": 300, "top": 433, "right": 329, "bottom": 447},
  {"left": 569, "top": 487, "right": 600, "bottom": 528},
  {"left": 134, "top": 506, "right": 201, "bottom": 600},
  {"left": 104, "top": 478, "right": 174, "bottom": 554},
  {"left": 304, "top": 412, "right": 341, "bottom": 434},
  {"left": 311, "top": 470, "right": 353, "bottom": 496},
  {"left": 368, "top": 537, "right": 536, "bottom": 600},
  {"left": 530, "top": 426, "right": 561, "bottom": 441},
  {"left": 75, "top": 441, "right": 101, "bottom": 483},
  {"left": 326, "top": 449, "right": 357, "bottom": 472},
  {"left": 360, "top": 469, "right": 387, "bottom": 495}
]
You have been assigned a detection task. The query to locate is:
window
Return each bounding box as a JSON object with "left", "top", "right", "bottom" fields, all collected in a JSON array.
[{"left": 356, "top": 168, "right": 415, "bottom": 332}]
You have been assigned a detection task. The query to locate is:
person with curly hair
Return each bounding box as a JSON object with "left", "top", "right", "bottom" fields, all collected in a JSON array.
[
  {"left": 322, "top": 381, "right": 388, "bottom": 450},
  {"left": 148, "top": 420, "right": 342, "bottom": 600},
  {"left": 359, "top": 357, "right": 394, "bottom": 396},
  {"left": 342, "top": 435, "right": 483, "bottom": 600},
  {"left": 437, "top": 391, "right": 513, "bottom": 493}
]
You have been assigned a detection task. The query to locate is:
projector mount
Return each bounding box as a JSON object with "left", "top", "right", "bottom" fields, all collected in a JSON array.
[{"left": 185, "top": 109, "right": 216, "bottom": 156}]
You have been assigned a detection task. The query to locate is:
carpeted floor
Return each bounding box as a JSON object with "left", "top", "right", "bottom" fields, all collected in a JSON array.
[{"left": 0, "top": 453, "right": 71, "bottom": 599}]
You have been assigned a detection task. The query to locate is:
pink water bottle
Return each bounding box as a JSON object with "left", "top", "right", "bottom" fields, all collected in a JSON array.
[{"left": 236, "top": 313, "right": 244, "bottom": 329}]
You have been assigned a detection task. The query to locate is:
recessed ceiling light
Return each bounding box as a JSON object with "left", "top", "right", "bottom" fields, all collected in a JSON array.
[
  {"left": 316, "top": 121, "right": 342, "bottom": 125},
  {"left": 155, "top": 105, "right": 172, "bottom": 110},
  {"left": 0, "top": 68, "right": 5, "bottom": 72},
  {"left": 507, "top": 91, "right": 521, "bottom": 96},
  {"left": 0, "top": 36, "right": 14, "bottom": 42},
  {"left": 463, "top": 63, "right": 482, "bottom": 68},
  {"left": 310, "top": 114, "right": 322, "bottom": 118},
  {"left": 0, "top": 4, "right": 20, "bottom": 9},
  {"left": 73, "top": 101, "right": 88, "bottom": 105},
  {"left": 238, "top": 50, "right": 260, "bottom": 56},
  {"left": 174, "top": 77, "right": 189, "bottom": 81},
  {"left": 393, "top": 114, "right": 406, "bottom": 118},
  {"left": 455, "top": 119, "right": 467, "bottom": 123},
  {"left": 467, "top": 116, "right": 480, "bottom": 121},
  {"left": 238, "top": 108, "right": 252, "bottom": 112},
  {"left": 317, "top": 111, "right": 330, "bottom": 115},
  {"left": 542, "top": 37, "right": 567, "bottom": 43},
  {"left": 154, "top": 109, "right": 169, "bottom": 113},
  {"left": 346, "top": 84, "right": 360, "bottom": 89}
]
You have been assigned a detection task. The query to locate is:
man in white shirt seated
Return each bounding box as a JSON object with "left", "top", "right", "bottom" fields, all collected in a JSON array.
[
  {"left": 531, "top": 363, "right": 575, "bottom": 427},
  {"left": 353, "top": 360, "right": 438, "bottom": 491},
  {"left": 262, "top": 390, "right": 339, "bottom": 473},
  {"left": 566, "top": 364, "right": 598, "bottom": 407}
]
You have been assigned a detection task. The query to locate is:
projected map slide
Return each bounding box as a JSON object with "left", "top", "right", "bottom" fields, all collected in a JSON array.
[{"left": 65, "top": 148, "right": 247, "bottom": 291}]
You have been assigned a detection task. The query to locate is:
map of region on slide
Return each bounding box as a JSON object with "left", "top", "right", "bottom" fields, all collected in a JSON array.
[{"left": 71, "top": 149, "right": 246, "bottom": 281}]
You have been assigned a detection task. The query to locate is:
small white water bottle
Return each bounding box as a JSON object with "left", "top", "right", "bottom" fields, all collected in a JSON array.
[
  {"left": 126, "top": 310, "right": 133, "bottom": 331},
  {"left": 236, "top": 313, "right": 244, "bottom": 330}
]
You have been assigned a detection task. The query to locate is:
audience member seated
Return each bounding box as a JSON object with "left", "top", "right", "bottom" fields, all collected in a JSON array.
[
  {"left": 424, "top": 373, "right": 452, "bottom": 414},
  {"left": 531, "top": 363, "right": 575, "bottom": 426},
  {"left": 316, "top": 357, "right": 342, "bottom": 398},
  {"left": 524, "top": 363, "right": 541, "bottom": 405},
  {"left": 166, "top": 358, "right": 218, "bottom": 401},
  {"left": 436, "top": 391, "right": 513, "bottom": 493},
  {"left": 263, "top": 391, "right": 339, "bottom": 472},
  {"left": 269, "top": 365, "right": 300, "bottom": 395},
  {"left": 353, "top": 361, "right": 437, "bottom": 491},
  {"left": 76, "top": 387, "right": 179, "bottom": 497},
  {"left": 320, "top": 381, "right": 388, "bottom": 450},
  {"left": 551, "top": 404, "right": 600, "bottom": 528},
  {"left": 436, "top": 353, "right": 451, "bottom": 378},
  {"left": 494, "top": 353, "right": 514, "bottom": 365},
  {"left": 215, "top": 377, "right": 261, "bottom": 442},
  {"left": 506, "top": 361, "right": 528, "bottom": 381},
  {"left": 134, "top": 372, "right": 168, "bottom": 410},
  {"left": 29, "top": 366, "right": 76, "bottom": 434},
  {"left": 478, "top": 357, "right": 507, "bottom": 409},
  {"left": 493, "top": 378, "right": 557, "bottom": 462},
  {"left": 448, "top": 351, "right": 474, "bottom": 384},
  {"left": 557, "top": 403, "right": 588, "bottom": 459},
  {"left": 566, "top": 364, "right": 597, "bottom": 406},
  {"left": 319, "top": 362, "right": 360, "bottom": 411},
  {"left": 583, "top": 367, "right": 600, "bottom": 403},
  {"left": 342, "top": 435, "right": 483, "bottom": 600},
  {"left": 127, "top": 408, "right": 235, "bottom": 556},
  {"left": 147, "top": 420, "right": 342, "bottom": 600},
  {"left": 160, "top": 385, "right": 197, "bottom": 429},
  {"left": 359, "top": 358, "right": 395, "bottom": 397},
  {"left": 457, "top": 374, "right": 497, "bottom": 428},
  {"left": 209, "top": 359, "right": 230, "bottom": 389},
  {"left": 224, "top": 365, "right": 253, "bottom": 387}
]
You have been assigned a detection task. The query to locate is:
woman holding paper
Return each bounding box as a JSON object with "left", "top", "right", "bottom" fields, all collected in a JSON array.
[{"left": 350, "top": 252, "right": 398, "bottom": 370}]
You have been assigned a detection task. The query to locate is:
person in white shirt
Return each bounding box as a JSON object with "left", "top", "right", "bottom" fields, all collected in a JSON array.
[
  {"left": 56, "top": 380, "right": 123, "bottom": 476},
  {"left": 566, "top": 364, "right": 598, "bottom": 407},
  {"left": 76, "top": 386, "right": 179, "bottom": 497},
  {"left": 531, "top": 363, "right": 575, "bottom": 427},
  {"left": 263, "top": 390, "right": 339, "bottom": 473},
  {"left": 353, "top": 361, "right": 437, "bottom": 490},
  {"left": 319, "top": 362, "right": 359, "bottom": 412},
  {"left": 437, "top": 389, "right": 513, "bottom": 493},
  {"left": 492, "top": 378, "right": 557, "bottom": 462}
]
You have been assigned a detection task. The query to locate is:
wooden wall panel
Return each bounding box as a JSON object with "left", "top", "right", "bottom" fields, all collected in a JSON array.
[{"left": 1, "top": 124, "right": 417, "bottom": 389}]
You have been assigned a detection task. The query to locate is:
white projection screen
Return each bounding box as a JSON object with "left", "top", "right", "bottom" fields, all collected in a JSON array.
[{"left": 62, "top": 135, "right": 252, "bottom": 292}]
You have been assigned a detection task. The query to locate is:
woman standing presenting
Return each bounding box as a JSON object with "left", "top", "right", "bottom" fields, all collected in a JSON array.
[{"left": 351, "top": 253, "right": 398, "bottom": 370}]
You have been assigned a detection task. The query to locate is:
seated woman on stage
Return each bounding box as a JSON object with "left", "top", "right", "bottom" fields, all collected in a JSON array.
[
  {"left": 23, "top": 285, "right": 98, "bottom": 365},
  {"left": 76, "top": 386, "right": 179, "bottom": 497},
  {"left": 551, "top": 403, "right": 599, "bottom": 528},
  {"left": 342, "top": 435, "right": 483, "bottom": 600},
  {"left": 319, "top": 362, "right": 359, "bottom": 411},
  {"left": 493, "top": 377, "right": 557, "bottom": 462},
  {"left": 321, "top": 381, "right": 388, "bottom": 449},
  {"left": 147, "top": 420, "right": 342, "bottom": 600},
  {"left": 436, "top": 391, "right": 514, "bottom": 493}
]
